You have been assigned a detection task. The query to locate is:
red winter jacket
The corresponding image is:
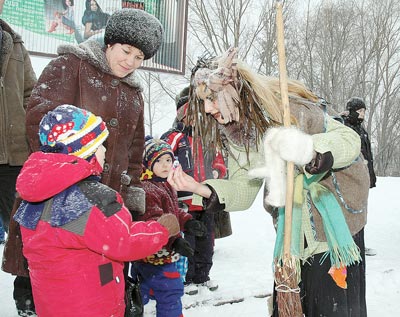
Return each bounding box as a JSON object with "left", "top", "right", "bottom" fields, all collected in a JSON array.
[{"left": 14, "top": 152, "right": 169, "bottom": 317}]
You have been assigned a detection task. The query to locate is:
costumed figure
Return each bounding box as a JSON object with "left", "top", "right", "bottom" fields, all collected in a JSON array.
[{"left": 168, "top": 47, "right": 370, "bottom": 317}]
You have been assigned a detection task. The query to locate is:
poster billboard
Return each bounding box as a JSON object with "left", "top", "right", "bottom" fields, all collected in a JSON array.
[{"left": 1, "top": 0, "right": 188, "bottom": 74}]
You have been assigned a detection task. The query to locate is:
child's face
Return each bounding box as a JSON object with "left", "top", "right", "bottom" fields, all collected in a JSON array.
[{"left": 152, "top": 154, "right": 173, "bottom": 178}]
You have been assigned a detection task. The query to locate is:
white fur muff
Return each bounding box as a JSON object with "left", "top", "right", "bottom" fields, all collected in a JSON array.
[{"left": 248, "top": 126, "right": 314, "bottom": 207}]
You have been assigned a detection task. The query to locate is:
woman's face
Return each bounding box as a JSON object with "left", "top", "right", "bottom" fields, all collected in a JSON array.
[
  {"left": 152, "top": 154, "right": 173, "bottom": 178},
  {"left": 203, "top": 97, "right": 226, "bottom": 124},
  {"left": 197, "top": 85, "right": 226, "bottom": 125},
  {"left": 90, "top": 0, "right": 98, "bottom": 11},
  {"left": 106, "top": 44, "right": 145, "bottom": 78}
]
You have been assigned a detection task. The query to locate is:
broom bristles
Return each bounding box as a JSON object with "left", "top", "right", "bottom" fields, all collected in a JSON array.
[{"left": 274, "top": 259, "right": 303, "bottom": 317}]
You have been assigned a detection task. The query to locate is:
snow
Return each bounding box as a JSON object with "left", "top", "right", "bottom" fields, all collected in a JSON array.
[{"left": 1, "top": 176, "right": 399, "bottom": 316}]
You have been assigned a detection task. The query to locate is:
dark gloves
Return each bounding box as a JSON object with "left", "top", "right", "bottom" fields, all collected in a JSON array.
[
  {"left": 172, "top": 237, "right": 194, "bottom": 257},
  {"left": 203, "top": 186, "right": 225, "bottom": 214},
  {"left": 305, "top": 151, "right": 334, "bottom": 175},
  {"left": 184, "top": 219, "right": 207, "bottom": 237}
]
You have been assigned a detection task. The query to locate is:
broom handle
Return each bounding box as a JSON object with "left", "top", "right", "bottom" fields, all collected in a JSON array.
[{"left": 275, "top": 1, "right": 295, "bottom": 259}]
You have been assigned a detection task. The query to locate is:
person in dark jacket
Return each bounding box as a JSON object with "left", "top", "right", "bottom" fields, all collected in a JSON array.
[
  {"left": 132, "top": 137, "right": 206, "bottom": 317},
  {"left": 341, "top": 97, "right": 377, "bottom": 188},
  {"left": 341, "top": 96, "right": 377, "bottom": 257},
  {"left": 14, "top": 105, "right": 177, "bottom": 317},
  {"left": 0, "top": 1, "right": 37, "bottom": 315}
]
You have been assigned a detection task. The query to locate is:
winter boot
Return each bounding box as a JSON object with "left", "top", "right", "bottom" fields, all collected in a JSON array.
[
  {"left": 200, "top": 279, "right": 218, "bottom": 292},
  {"left": 47, "top": 21, "right": 58, "bottom": 33},
  {"left": 184, "top": 283, "right": 199, "bottom": 295},
  {"left": 365, "top": 247, "right": 377, "bottom": 256},
  {"left": 124, "top": 278, "right": 143, "bottom": 317},
  {"left": 14, "top": 277, "right": 36, "bottom": 317},
  {"left": 17, "top": 309, "right": 36, "bottom": 317},
  {"left": 15, "top": 296, "right": 36, "bottom": 317}
]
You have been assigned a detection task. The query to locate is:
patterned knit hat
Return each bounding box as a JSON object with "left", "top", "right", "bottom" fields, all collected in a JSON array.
[
  {"left": 104, "top": 8, "right": 163, "bottom": 60},
  {"left": 39, "top": 105, "right": 109, "bottom": 159},
  {"left": 143, "top": 137, "right": 174, "bottom": 171}
]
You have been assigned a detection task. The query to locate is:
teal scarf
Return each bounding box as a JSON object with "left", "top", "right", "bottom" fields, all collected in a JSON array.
[{"left": 273, "top": 173, "right": 361, "bottom": 268}]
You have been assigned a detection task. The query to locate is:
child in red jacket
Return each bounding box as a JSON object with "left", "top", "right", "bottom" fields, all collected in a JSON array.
[
  {"left": 132, "top": 137, "right": 207, "bottom": 317},
  {"left": 14, "top": 105, "right": 178, "bottom": 317}
]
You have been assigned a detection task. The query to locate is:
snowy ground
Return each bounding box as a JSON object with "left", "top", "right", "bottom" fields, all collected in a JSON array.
[{"left": 1, "top": 177, "right": 399, "bottom": 316}]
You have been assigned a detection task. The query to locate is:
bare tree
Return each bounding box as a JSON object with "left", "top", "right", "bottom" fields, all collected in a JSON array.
[
  {"left": 137, "top": 71, "right": 177, "bottom": 136},
  {"left": 285, "top": 0, "right": 400, "bottom": 176},
  {"left": 188, "top": 0, "right": 267, "bottom": 59},
  {"left": 365, "top": 0, "right": 400, "bottom": 175},
  {"left": 140, "top": 0, "right": 400, "bottom": 175}
]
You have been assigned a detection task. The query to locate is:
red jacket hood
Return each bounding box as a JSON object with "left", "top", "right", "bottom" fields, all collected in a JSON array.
[{"left": 16, "top": 152, "right": 103, "bottom": 202}]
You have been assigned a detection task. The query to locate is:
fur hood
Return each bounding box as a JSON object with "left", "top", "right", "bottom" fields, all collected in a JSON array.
[{"left": 57, "top": 39, "right": 142, "bottom": 90}]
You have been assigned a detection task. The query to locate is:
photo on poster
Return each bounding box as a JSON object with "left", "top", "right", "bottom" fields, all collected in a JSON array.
[{"left": 1, "top": 0, "right": 188, "bottom": 74}]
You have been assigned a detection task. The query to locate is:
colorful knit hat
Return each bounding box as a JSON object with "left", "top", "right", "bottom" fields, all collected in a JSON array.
[
  {"left": 143, "top": 137, "right": 174, "bottom": 171},
  {"left": 39, "top": 105, "right": 109, "bottom": 159}
]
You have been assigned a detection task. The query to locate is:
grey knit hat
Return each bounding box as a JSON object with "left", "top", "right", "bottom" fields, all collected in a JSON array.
[{"left": 104, "top": 9, "right": 163, "bottom": 60}]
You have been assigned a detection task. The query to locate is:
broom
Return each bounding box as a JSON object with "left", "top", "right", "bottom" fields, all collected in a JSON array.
[{"left": 274, "top": 2, "right": 303, "bottom": 316}]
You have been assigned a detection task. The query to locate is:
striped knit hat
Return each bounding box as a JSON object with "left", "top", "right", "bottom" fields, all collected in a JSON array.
[
  {"left": 39, "top": 105, "right": 109, "bottom": 159},
  {"left": 143, "top": 137, "right": 174, "bottom": 171}
]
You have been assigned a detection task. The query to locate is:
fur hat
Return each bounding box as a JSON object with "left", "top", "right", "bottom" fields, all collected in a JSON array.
[
  {"left": 143, "top": 137, "right": 174, "bottom": 171},
  {"left": 39, "top": 105, "right": 109, "bottom": 159},
  {"left": 346, "top": 97, "right": 366, "bottom": 111},
  {"left": 104, "top": 8, "right": 163, "bottom": 60}
]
